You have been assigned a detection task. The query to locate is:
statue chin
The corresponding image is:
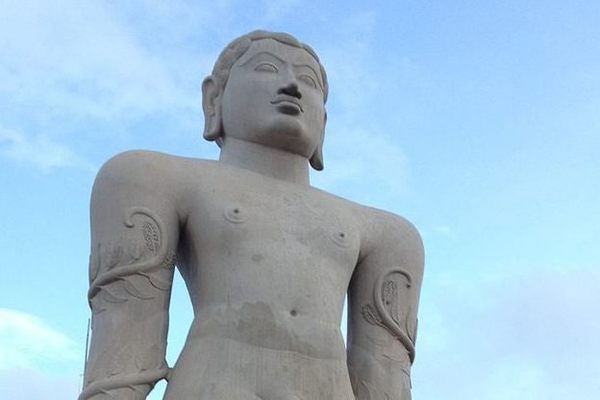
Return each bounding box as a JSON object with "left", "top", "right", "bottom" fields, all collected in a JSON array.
[{"left": 254, "top": 116, "right": 315, "bottom": 156}]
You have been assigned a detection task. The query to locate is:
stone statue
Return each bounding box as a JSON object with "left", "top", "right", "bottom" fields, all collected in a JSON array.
[{"left": 80, "top": 30, "right": 424, "bottom": 400}]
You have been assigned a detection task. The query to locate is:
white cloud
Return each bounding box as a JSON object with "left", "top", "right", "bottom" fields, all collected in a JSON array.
[
  {"left": 413, "top": 265, "right": 600, "bottom": 399},
  {"left": 479, "top": 357, "right": 551, "bottom": 400},
  {"left": 313, "top": 125, "right": 410, "bottom": 205},
  {"left": 0, "top": 308, "right": 81, "bottom": 372},
  {"left": 0, "top": 0, "right": 199, "bottom": 121},
  {"left": 0, "top": 0, "right": 216, "bottom": 172},
  {"left": 0, "top": 368, "right": 80, "bottom": 399},
  {"left": 433, "top": 225, "right": 451, "bottom": 234},
  {"left": 262, "top": 0, "right": 302, "bottom": 22},
  {"left": 319, "top": 10, "right": 379, "bottom": 117},
  {"left": 432, "top": 225, "right": 453, "bottom": 237},
  {"left": 0, "top": 126, "right": 95, "bottom": 173},
  {"left": 310, "top": 11, "right": 412, "bottom": 206}
]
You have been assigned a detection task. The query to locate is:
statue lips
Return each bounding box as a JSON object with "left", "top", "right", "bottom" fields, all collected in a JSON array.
[{"left": 270, "top": 96, "right": 303, "bottom": 115}]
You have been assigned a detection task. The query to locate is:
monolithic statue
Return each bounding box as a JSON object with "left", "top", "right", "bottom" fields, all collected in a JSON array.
[{"left": 80, "top": 31, "right": 424, "bottom": 400}]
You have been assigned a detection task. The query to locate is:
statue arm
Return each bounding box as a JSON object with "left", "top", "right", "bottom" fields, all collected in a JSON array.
[
  {"left": 80, "top": 152, "right": 180, "bottom": 400},
  {"left": 347, "top": 213, "right": 424, "bottom": 400}
]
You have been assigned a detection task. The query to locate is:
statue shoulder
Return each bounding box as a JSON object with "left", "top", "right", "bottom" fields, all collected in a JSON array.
[
  {"left": 308, "top": 190, "right": 422, "bottom": 256},
  {"left": 94, "top": 150, "right": 215, "bottom": 196},
  {"left": 357, "top": 206, "right": 424, "bottom": 264},
  {"left": 92, "top": 151, "right": 214, "bottom": 217},
  {"left": 96, "top": 150, "right": 184, "bottom": 183}
]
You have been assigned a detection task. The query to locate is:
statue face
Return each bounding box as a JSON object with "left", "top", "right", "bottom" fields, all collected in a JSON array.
[{"left": 220, "top": 39, "right": 326, "bottom": 158}]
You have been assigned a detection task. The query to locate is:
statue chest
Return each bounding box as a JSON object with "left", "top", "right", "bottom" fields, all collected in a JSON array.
[
  {"left": 180, "top": 177, "right": 360, "bottom": 318},
  {"left": 190, "top": 184, "right": 359, "bottom": 263},
  {"left": 180, "top": 180, "right": 361, "bottom": 305}
]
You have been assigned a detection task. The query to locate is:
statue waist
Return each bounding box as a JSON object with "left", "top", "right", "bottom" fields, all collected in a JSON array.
[{"left": 184, "top": 303, "right": 346, "bottom": 360}]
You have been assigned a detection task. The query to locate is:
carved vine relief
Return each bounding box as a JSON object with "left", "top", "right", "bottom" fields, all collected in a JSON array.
[
  {"left": 361, "top": 267, "right": 418, "bottom": 363},
  {"left": 88, "top": 207, "right": 176, "bottom": 314}
]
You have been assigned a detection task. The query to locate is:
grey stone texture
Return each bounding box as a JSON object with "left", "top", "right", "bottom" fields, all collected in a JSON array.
[{"left": 80, "top": 31, "right": 424, "bottom": 400}]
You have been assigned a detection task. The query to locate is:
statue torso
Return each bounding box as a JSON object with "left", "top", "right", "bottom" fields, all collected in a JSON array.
[{"left": 165, "top": 159, "right": 361, "bottom": 399}]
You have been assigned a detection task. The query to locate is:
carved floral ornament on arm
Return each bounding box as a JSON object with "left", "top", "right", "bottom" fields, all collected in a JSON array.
[
  {"left": 361, "top": 267, "right": 418, "bottom": 363},
  {"left": 80, "top": 207, "right": 177, "bottom": 399},
  {"left": 88, "top": 207, "right": 176, "bottom": 313}
]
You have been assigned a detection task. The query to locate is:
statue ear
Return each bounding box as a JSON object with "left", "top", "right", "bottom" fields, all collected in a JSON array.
[
  {"left": 309, "top": 110, "right": 327, "bottom": 171},
  {"left": 202, "top": 76, "right": 223, "bottom": 143}
]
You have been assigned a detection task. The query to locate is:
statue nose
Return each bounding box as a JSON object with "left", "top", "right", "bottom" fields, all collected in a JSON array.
[{"left": 278, "top": 82, "right": 302, "bottom": 99}]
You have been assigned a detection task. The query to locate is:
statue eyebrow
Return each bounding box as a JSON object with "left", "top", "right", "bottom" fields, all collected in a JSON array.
[
  {"left": 240, "top": 51, "right": 286, "bottom": 67},
  {"left": 239, "top": 50, "right": 324, "bottom": 91}
]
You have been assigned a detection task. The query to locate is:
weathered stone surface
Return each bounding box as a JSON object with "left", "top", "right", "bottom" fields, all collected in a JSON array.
[{"left": 80, "top": 30, "right": 424, "bottom": 400}]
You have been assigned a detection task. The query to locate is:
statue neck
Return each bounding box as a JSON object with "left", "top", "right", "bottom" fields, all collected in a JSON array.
[{"left": 218, "top": 138, "right": 310, "bottom": 185}]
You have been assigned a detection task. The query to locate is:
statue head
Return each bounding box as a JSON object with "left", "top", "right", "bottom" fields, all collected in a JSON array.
[{"left": 202, "top": 30, "right": 329, "bottom": 170}]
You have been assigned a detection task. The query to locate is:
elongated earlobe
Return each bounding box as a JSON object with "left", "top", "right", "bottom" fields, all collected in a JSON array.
[
  {"left": 309, "top": 111, "right": 327, "bottom": 171},
  {"left": 309, "top": 144, "right": 324, "bottom": 171},
  {"left": 201, "top": 76, "right": 223, "bottom": 143}
]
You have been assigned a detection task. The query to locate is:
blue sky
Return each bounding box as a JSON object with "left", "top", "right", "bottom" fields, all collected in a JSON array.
[{"left": 1, "top": 0, "right": 599, "bottom": 398}]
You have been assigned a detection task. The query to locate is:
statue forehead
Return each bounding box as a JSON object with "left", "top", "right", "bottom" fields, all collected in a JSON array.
[{"left": 233, "top": 39, "right": 324, "bottom": 78}]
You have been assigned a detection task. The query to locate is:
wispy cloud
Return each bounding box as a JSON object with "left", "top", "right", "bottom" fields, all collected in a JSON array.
[
  {"left": 319, "top": 10, "right": 379, "bottom": 117},
  {"left": 414, "top": 265, "right": 600, "bottom": 399},
  {"left": 310, "top": 10, "right": 412, "bottom": 206},
  {"left": 433, "top": 225, "right": 453, "bottom": 236},
  {"left": 0, "top": 308, "right": 80, "bottom": 372},
  {"left": 0, "top": 368, "right": 80, "bottom": 399},
  {"left": 0, "top": 126, "right": 95, "bottom": 173},
  {"left": 0, "top": 0, "right": 198, "bottom": 121},
  {"left": 312, "top": 125, "right": 410, "bottom": 205},
  {"left": 262, "top": 0, "right": 302, "bottom": 22},
  {"left": 0, "top": 0, "right": 216, "bottom": 173}
]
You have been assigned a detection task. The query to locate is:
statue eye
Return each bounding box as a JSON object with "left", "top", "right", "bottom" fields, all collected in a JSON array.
[
  {"left": 298, "top": 74, "right": 317, "bottom": 88},
  {"left": 255, "top": 62, "right": 278, "bottom": 73}
]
